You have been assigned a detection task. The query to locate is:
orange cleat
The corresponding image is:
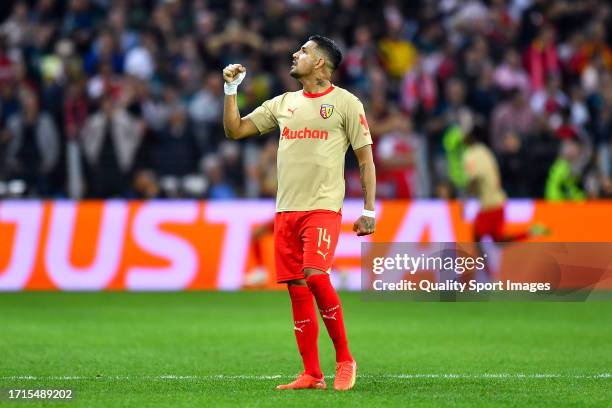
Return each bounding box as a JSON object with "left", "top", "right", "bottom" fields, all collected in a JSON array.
[
  {"left": 334, "top": 360, "right": 357, "bottom": 391},
  {"left": 276, "top": 373, "right": 326, "bottom": 390}
]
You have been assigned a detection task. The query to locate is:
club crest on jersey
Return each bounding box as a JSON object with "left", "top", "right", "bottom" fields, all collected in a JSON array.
[{"left": 320, "top": 104, "right": 334, "bottom": 119}]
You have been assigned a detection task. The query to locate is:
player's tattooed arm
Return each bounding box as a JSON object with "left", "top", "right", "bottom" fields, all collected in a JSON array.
[
  {"left": 359, "top": 164, "right": 369, "bottom": 206},
  {"left": 353, "top": 145, "right": 376, "bottom": 236}
]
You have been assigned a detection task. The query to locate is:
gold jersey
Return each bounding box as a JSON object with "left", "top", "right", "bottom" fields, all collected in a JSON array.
[
  {"left": 463, "top": 143, "right": 507, "bottom": 209},
  {"left": 246, "top": 85, "right": 373, "bottom": 212}
]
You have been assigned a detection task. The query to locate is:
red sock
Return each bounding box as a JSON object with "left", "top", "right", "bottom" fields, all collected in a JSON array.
[
  {"left": 306, "top": 274, "right": 353, "bottom": 363},
  {"left": 288, "top": 285, "right": 322, "bottom": 378}
]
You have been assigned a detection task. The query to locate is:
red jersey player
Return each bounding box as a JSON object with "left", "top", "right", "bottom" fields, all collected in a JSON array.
[{"left": 222, "top": 35, "right": 376, "bottom": 391}]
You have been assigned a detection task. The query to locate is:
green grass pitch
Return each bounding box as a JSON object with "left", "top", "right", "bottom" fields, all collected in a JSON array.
[{"left": 1, "top": 292, "right": 611, "bottom": 407}]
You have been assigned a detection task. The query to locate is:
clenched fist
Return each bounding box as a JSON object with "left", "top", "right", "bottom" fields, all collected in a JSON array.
[
  {"left": 353, "top": 215, "right": 375, "bottom": 236},
  {"left": 222, "top": 64, "right": 247, "bottom": 95},
  {"left": 223, "top": 64, "right": 246, "bottom": 83}
]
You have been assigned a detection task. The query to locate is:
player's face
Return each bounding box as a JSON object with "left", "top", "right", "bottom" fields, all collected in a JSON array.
[{"left": 290, "top": 41, "right": 320, "bottom": 78}]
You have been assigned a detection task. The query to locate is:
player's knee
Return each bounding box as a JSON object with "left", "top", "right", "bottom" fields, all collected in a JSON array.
[
  {"left": 303, "top": 268, "right": 326, "bottom": 279},
  {"left": 286, "top": 279, "right": 307, "bottom": 287}
]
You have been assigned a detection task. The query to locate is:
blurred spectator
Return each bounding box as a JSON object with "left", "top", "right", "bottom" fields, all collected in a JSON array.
[
  {"left": 400, "top": 58, "right": 437, "bottom": 115},
  {"left": 592, "top": 79, "right": 612, "bottom": 197},
  {"left": 5, "top": 91, "right": 59, "bottom": 196},
  {"left": 497, "top": 129, "right": 530, "bottom": 197},
  {"left": 80, "top": 95, "right": 143, "bottom": 197},
  {"left": 142, "top": 83, "right": 178, "bottom": 133},
  {"left": 378, "top": 8, "right": 417, "bottom": 79},
  {"left": 524, "top": 25, "right": 560, "bottom": 91},
  {"left": 62, "top": 0, "right": 100, "bottom": 50},
  {"left": 468, "top": 64, "right": 498, "bottom": 119},
  {"left": 129, "top": 169, "right": 164, "bottom": 199},
  {"left": 1, "top": 1, "right": 31, "bottom": 49},
  {"left": 64, "top": 78, "right": 89, "bottom": 198},
  {"left": 494, "top": 48, "right": 530, "bottom": 94},
  {"left": 83, "top": 28, "right": 124, "bottom": 76},
  {"left": 490, "top": 89, "right": 536, "bottom": 155},
  {"left": 530, "top": 75, "right": 568, "bottom": 121},
  {"left": 206, "top": 20, "right": 263, "bottom": 67},
  {"left": 124, "top": 30, "right": 156, "bottom": 80},
  {"left": 219, "top": 140, "right": 244, "bottom": 194},
  {"left": 427, "top": 78, "right": 471, "bottom": 184},
  {"left": 460, "top": 36, "right": 492, "bottom": 90},
  {"left": 428, "top": 78, "right": 469, "bottom": 136},
  {"left": 375, "top": 113, "right": 424, "bottom": 199},
  {"left": 583, "top": 21, "right": 612, "bottom": 71},
  {"left": 569, "top": 85, "right": 590, "bottom": 129},
  {"left": 64, "top": 78, "right": 89, "bottom": 140},
  {"left": 107, "top": 6, "right": 138, "bottom": 53},
  {"left": 443, "top": 108, "right": 476, "bottom": 192},
  {"left": 150, "top": 104, "right": 199, "bottom": 178},
  {"left": 342, "top": 25, "right": 378, "bottom": 97},
  {"left": 188, "top": 72, "right": 224, "bottom": 150},
  {"left": 0, "top": 34, "right": 15, "bottom": 93},
  {"left": 486, "top": 0, "right": 517, "bottom": 48},
  {"left": 174, "top": 35, "right": 206, "bottom": 96},
  {"left": 545, "top": 139, "right": 586, "bottom": 201},
  {"left": 88, "top": 61, "right": 122, "bottom": 100},
  {"left": 202, "top": 154, "right": 236, "bottom": 199}
]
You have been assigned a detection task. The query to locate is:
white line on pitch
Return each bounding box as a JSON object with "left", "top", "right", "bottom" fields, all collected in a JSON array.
[{"left": 1, "top": 374, "right": 611, "bottom": 381}]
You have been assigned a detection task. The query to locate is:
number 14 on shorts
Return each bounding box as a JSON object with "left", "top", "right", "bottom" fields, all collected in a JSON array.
[{"left": 317, "top": 227, "right": 331, "bottom": 260}]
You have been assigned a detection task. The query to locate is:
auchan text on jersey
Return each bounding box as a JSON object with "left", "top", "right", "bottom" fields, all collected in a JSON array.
[{"left": 281, "top": 126, "right": 329, "bottom": 140}]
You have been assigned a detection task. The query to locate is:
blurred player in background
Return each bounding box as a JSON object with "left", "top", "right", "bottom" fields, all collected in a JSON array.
[
  {"left": 461, "top": 111, "right": 549, "bottom": 242},
  {"left": 223, "top": 35, "right": 376, "bottom": 391},
  {"left": 461, "top": 112, "right": 549, "bottom": 282}
]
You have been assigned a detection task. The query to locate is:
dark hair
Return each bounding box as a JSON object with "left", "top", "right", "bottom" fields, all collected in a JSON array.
[
  {"left": 308, "top": 35, "right": 343, "bottom": 72},
  {"left": 469, "top": 122, "right": 488, "bottom": 144}
]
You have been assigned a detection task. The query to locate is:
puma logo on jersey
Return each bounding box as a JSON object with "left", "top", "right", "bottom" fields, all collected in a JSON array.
[
  {"left": 317, "top": 250, "right": 329, "bottom": 260},
  {"left": 287, "top": 107, "right": 297, "bottom": 116}
]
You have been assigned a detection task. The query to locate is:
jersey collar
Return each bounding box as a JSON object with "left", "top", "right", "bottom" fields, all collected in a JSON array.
[{"left": 302, "top": 85, "right": 335, "bottom": 98}]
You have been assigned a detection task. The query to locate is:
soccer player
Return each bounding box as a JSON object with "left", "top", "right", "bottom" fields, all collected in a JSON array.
[
  {"left": 222, "top": 35, "right": 376, "bottom": 391},
  {"left": 462, "top": 114, "right": 548, "bottom": 243}
]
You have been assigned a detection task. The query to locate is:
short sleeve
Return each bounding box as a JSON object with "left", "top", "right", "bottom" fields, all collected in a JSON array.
[
  {"left": 245, "top": 96, "right": 281, "bottom": 135},
  {"left": 344, "top": 97, "right": 373, "bottom": 150}
]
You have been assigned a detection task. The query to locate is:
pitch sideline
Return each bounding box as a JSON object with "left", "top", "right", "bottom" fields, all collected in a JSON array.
[{"left": 2, "top": 373, "right": 611, "bottom": 381}]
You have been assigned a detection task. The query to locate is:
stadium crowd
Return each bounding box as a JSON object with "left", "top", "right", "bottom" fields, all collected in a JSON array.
[{"left": 0, "top": 0, "right": 610, "bottom": 200}]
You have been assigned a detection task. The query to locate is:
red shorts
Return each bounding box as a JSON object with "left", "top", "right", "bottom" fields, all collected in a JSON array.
[
  {"left": 274, "top": 210, "right": 342, "bottom": 283},
  {"left": 474, "top": 206, "right": 504, "bottom": 241}
]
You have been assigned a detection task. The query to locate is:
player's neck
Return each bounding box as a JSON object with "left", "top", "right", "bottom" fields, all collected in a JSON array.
[{"left": 300, "top": 77, "right": 332, "bottom": 95}]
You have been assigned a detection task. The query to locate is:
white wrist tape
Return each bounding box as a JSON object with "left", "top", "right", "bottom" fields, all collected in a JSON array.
[
  {"left": 224, "top": 71, "right": 246, "bottom": 95},
  {"left": 362, "top": 209, "right": 376, "bottom": 218}
]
